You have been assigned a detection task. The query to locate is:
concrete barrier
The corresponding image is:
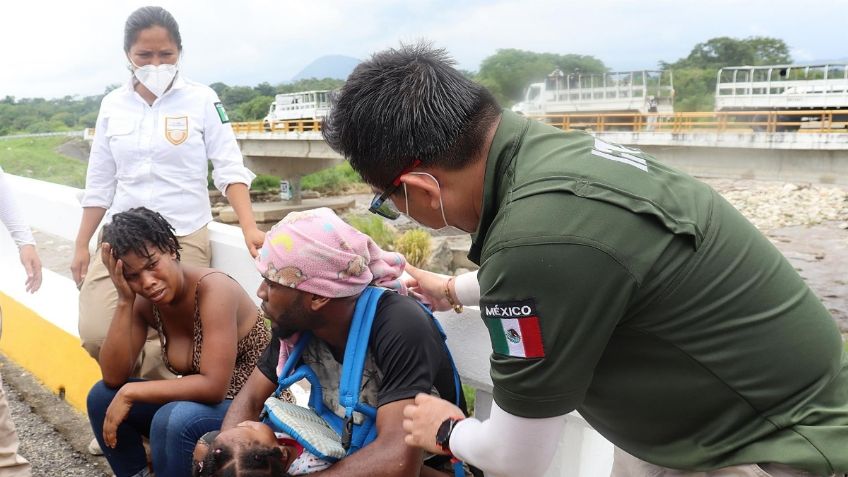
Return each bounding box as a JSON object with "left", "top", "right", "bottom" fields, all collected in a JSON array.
[{"left": 0, "top": 174, "right": 613, "bottom": 476}]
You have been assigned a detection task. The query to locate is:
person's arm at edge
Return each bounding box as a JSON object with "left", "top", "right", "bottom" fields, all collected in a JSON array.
[
  {"left": 202, "top": 89, "right": 263, "bottom": 256},
  {"left": 73, "top": 104, "right": 116, "bottom": 285},
  {"left": 450, "top": 401, "right": 565, "bottom": 477},
  {"left": 224, "top": 182, "right": 264, "bottom": 257},
  {"left": 0, "top": 167, "right": 42, "bottom": 292},
  {"left": 72, "top": 207, "right": 107, "bottom": 285},
  {"left": 314, "top": 399, "right": 423, "bottom": 477},
  {"left": 221, "top": 366, "right": 276, "bottom": 430}
]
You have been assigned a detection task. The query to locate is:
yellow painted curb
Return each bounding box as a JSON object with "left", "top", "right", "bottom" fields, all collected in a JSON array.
[{"left": 0, "top": 292, "right": 101, "bottom": 413}]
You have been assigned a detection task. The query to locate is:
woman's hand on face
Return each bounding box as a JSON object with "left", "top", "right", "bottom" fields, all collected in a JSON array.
[
  {"left": 102, "top": 384, "right": 135, "bottom": 449},
  {"left": 403, "top": 264, "right": 453, "bottom": 312},
  {"left": 242, "top": 227, "right": 266, "bottom": 258},
  {"left": 101, "top": 243, "right": 135, "bottom": 303}
]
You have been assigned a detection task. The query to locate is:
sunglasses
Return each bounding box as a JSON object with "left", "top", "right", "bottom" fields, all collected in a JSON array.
[{"left": 368, "top": 159, "right": 422, "bottom": 220}]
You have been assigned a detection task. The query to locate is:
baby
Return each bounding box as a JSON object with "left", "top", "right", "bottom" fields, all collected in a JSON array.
[{"left": 193, "top": 420, "right": 330, "bottom": 477}]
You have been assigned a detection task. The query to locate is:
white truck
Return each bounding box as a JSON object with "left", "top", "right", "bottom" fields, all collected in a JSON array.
[
  {"left": 263, "top": 90, "right": 332, "bottom": 130},
  {"left": 512, "top": 69, "right": 674, "bottom": 116}
]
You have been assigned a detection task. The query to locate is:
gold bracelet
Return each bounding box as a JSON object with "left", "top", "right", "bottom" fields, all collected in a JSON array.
[{"left": 444, "top": 277, "right": 463, "bottom": 314}]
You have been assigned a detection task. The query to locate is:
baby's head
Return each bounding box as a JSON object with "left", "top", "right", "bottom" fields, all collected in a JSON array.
[{"left": 193, "top": 421, "right": 296, "bottom": 477}]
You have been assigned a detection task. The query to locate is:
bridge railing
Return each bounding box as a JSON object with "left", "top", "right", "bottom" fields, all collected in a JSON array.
[
  {"left": 231, "top": 120, "right": 322, "bottom": 134},
  {"left": 536, "top": 109, "right": 848, "bottom": 134},
  {"left": 0, "top": 174, "right": 613, "bottom": 477},
  {"left": 230, "top": 110, "right": 848, "bottom": 137}
]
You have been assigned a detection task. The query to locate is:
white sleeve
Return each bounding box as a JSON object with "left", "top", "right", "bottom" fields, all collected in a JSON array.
[
  {"left": 454, "top": 270, "right": 480, "bottom": 306},
  {"left": 203, "top": 90, "right": 256, "bottom": 195},
  {"left": 0, "top": 167, "right": 36, "bottom": 247},
  {"left": 450, "top": 401, "right": 566, "bottom": 477},
  {"left": 80, "top": 104, "right": 117, "bottom": 208}
]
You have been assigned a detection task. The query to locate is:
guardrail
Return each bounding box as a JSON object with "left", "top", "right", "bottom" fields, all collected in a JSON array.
[
  {"left": 231, "top": 119, "right": 322, "bottom": 134},
  {"left": 0, "top": 131, "right": 85, "bottom": 141},
  {"left": 230, "top": 110, "right": 848, "bottom": 137},
  {"left": 0, "top": 174, "right": 614, "bottom": 476},
  {"left": 534, "top": 109, "right": 848, "bottom": 134}
]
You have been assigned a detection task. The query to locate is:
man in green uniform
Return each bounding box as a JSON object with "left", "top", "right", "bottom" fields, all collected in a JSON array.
[{"left": 322, "top": 43, "right": 848, "bottom": 476}]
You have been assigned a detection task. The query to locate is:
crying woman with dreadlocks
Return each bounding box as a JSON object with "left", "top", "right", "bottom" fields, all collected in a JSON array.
[{"left": 86, "top": 207, "right": 288, "bottom": 477}]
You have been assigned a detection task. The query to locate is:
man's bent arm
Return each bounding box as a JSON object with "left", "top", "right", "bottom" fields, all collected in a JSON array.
[
  {"left": 316, "top": 399, "right": 423, "bottom": 477},
  {"left": 451, "top": 401, "right": 566, "bottom": 477},
  {"left": 221, "top": 367, "right": 276, "bottom": 430}
]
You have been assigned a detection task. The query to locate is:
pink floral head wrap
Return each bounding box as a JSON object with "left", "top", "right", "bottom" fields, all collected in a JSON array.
[{"left": 256, "top": 208, "right": 408, "bottom": 298}]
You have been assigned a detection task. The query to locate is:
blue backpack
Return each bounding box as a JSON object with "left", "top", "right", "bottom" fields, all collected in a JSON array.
[{"left": 264, "top": 286, "right": 466, "bottom": 476}]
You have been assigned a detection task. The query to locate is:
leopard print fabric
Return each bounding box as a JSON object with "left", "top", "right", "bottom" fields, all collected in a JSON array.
[{"left": 152, "top": 272, "right": 271, "bottom": 399}]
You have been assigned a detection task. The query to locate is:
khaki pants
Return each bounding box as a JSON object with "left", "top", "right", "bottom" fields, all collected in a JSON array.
[
  {"left": 0, "top": 308, "right": 31, "bottom": 477},
  {"left": 611, "top": 447, "right": 833, "bottom": 477},
  {"left": 78, "top": 225, "right": 211, "bottom": 380}
]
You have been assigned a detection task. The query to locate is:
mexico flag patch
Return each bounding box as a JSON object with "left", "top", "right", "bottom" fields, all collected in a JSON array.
[{"left": 481, "top": 299, "right": 545, "bottom": 359}]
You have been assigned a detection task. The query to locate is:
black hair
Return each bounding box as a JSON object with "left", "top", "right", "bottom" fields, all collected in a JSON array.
[
  {"left": 102, "top": 207, "right": 181, "bottom": 261},
  {"left": 322, "top": 41, "right": 501, "bottom": 189},
  {"left": 124, "top": 6, "right": 183, "bottom": 53},
  {"left": 194, "top": 443, "right": 291, "bottom": 477}
]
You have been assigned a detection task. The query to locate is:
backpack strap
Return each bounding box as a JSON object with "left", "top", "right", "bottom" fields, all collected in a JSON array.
[{"left": 338, "top": 286, "right": 385, "bottom": 451}]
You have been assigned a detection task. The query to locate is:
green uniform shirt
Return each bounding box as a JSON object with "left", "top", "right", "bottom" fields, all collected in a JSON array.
[{"left": 470, "top": 110, "right": 848, "bottom": 474}]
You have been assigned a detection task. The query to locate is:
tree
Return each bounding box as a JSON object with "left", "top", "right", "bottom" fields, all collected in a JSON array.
[
  {"left": 660, "top": 36, "right": 793, "bottom": 112},
  {"left": 664, "top": 36, "right": 791, "bottom": 69},
  {"left": 253, "top": 82, "right": 276, "bottom": 97},
  {"left": 275, "top": 77, "right": 346, "bottom": 94},
  {"left": 220, "top": 86, "right": 259, "bottom": 110},
  {"left": 209, "top": 82, "right": 230, "bottom": 97},
  {"left": 235, "top": 95, "right": 274, "bottom": 121},
  {"left": 476, "top": 49, "right": 606, "bottom": 105}
]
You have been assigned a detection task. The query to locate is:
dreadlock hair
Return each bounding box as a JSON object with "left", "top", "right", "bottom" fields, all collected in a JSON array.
[
  {"left": 102, "top": 207, "right": 181, "bottom": 261},
  {"left": 194, "top": 442, "right": 291, "bottom": 477},
  {"left": 322, "top": 41, "right": 501, "bottom": 190}
]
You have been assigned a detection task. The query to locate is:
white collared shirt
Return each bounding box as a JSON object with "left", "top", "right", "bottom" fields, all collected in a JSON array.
[
  {"left": 0, "top": 166, "right": 36, "bottom": 247},
  {"left": 81, "top": 74, "right": 255, "bottom": 236}
]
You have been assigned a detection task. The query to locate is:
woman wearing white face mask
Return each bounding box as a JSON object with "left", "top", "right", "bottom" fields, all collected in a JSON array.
[{"left": 72, "top": 6, "right": 265, "bottom": 420}]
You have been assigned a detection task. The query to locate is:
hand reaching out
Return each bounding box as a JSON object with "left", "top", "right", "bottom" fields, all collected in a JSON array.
[
  {"left": 403, "top": 264, "right": 454, "bottom": 312},
  {"left": 19, "top": 244, "right": 42, "bottom": 293}
]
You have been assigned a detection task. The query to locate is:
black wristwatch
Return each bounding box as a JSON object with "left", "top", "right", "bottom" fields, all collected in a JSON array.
[{"left": 435, "top": 416, "right": 463, "bottom": 454}]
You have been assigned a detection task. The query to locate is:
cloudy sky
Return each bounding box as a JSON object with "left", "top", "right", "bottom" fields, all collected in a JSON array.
[{"left": 2, "top": 0, "right": 846, "bottom": 99}]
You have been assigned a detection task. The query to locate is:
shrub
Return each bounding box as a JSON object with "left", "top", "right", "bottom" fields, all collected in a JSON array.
[
  {"left": 301, "top": 162, "right": 363, "bottom": 195},
  {"left": 252, "top": 174, "right": 280, "bottom": 192},
  {"left": 346, "top": 215, "right": 396, "bottom": 250},
  {"left": 394, "top": 229, "right": 431, "bottom": 268}
]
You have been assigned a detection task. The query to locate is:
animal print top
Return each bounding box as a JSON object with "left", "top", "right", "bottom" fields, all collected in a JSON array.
[{"left": 152, "top": 271, "right": 271, "bottom": 399}]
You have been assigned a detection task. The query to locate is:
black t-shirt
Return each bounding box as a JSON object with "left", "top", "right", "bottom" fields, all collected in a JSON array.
[{"left": 258, "top": 292, "right": 465, "bottom": 411}]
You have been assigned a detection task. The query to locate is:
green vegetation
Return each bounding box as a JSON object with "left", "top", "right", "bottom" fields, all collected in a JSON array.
[
  {"left": 211, "top": 78, "right": 347, "bottom": 122},
  {"left": 301, "top": 162, "right": 363, "bottom": 195},
  {"left": 462, "top": 384, "right": 476, "bottom": 415},
  {"left": 247, "top": 163, "right": 365, "bottom": 195},
  {"left": 476, "top": 49, "right": 607, "bottom": 105},
  {"left": 0, "top": 91, "right": 105, "bottom": 136},
  {"left": 395, "top": 229, "right": 432, "bottom": 268},
  {"left": 0, "top": 36, "right": 799, "bottom": 136},
  {"left": 660, "top": 36, "right": 792, "bottom": 112},
  {"left": 346, "top": 215, "right": 395, "bottom": 250},
  {"left": 251, "top": 174, "right": 281, "bottom": 193},
  {"left": 0, "top": 137, "right": 86, "bottom": 187}
]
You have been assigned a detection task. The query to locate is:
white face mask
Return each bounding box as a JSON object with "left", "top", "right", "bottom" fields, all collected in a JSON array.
[
  {"left": 130, "top": 59, "right": 178, "bottom": 97},
  {"left": 404, "top": 172, "right": 466, "bottom": 235}
]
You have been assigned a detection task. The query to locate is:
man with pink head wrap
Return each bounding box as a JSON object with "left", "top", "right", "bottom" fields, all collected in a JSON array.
[
  {"left": 256, "top": 207, "right": 408, "bottom": 298},
  {"left": 207, "top": 208, "right": 470, "bottom": 476}
]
